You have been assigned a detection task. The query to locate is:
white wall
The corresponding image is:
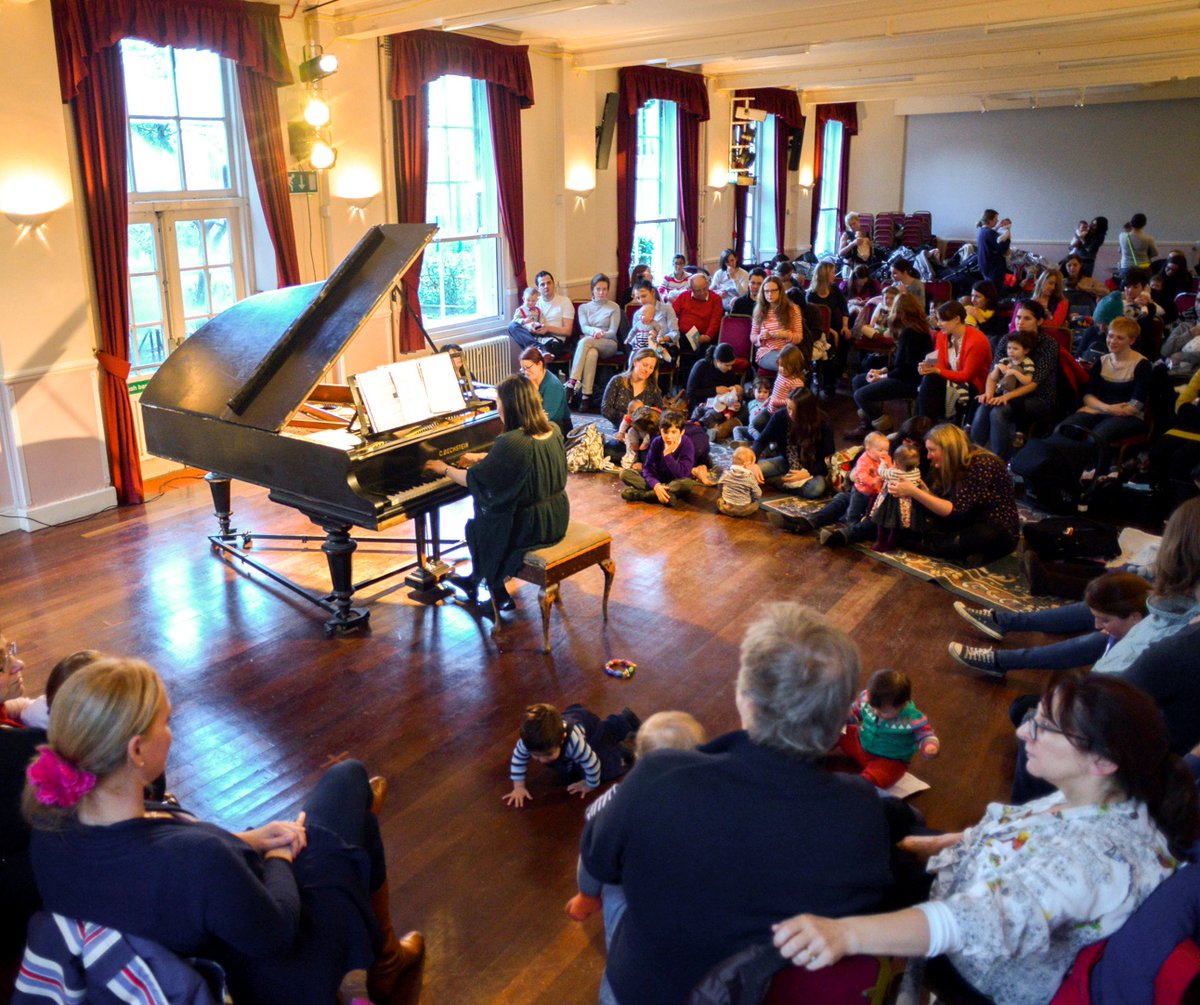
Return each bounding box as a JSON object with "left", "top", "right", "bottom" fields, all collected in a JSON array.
[
  {"left": 903, "top": 99, "right": 1200, "bottom": 251},
  {"left": 0, "top": 0, "right": 115, "bottom": 532},
  {"left": 847, "top": 100, "right": 906, "bottom": 218}
]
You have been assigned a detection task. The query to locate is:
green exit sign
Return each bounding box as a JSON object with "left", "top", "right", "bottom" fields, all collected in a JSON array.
[{"left": 288, "top": 171, "right": 318, "bottom": 194}]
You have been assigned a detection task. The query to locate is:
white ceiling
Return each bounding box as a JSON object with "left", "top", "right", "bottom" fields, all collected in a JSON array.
[{"left": 313, "top": 0, "right": 1200, "bottom": 112}]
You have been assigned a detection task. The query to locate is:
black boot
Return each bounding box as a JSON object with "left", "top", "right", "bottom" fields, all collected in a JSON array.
[{"left": 445, "top": 573, "right": 478, "bottom": 603}]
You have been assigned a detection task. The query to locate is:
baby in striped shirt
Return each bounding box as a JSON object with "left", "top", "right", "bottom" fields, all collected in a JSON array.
[{"left": 504, "top": 702, "right": 640, "bottom": 808}]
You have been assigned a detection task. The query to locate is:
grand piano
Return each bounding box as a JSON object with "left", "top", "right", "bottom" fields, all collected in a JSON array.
[{"left": 141, "top": 223, "right": 501, "bottom": 634}]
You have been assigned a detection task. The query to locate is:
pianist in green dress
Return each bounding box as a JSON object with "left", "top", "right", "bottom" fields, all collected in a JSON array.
[{"left": 424, "top": 375, "right": 570, "bottom": 610}]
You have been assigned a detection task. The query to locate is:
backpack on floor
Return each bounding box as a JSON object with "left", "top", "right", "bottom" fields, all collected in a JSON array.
[
  {"left": 565, "top": 423, "right": 614, "bottom": 473},
  {"left": 1023, "top": 516, "right": 1121, "bottom": 562},
  {"left": 826, "top": 445, "right": 863, "bottom": 494}
]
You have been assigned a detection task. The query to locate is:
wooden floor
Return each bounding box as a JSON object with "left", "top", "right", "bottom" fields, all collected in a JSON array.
[{"left": 0, "top": 458, "right": 1057, "bottom": 1004}]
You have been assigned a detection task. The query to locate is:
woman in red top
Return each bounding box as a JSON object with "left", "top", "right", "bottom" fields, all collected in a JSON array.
[{"left": 917, "top": 301, "right": 991, "bottom": 421}]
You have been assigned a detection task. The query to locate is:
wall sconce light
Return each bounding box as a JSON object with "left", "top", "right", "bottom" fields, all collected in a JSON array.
[
  {"left": 299, "top": 48, "right": 338, "bottom": 83},
  {"left": 5, "top": 209, "right": 54, "bottom": 230},
  {"left": 340, "top": 193, "right": 376, "bottom": 220}
]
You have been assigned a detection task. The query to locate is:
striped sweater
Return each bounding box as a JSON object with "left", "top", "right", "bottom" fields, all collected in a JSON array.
[{"left": 510, "top": 722, "right": 602, "bottom": 788}]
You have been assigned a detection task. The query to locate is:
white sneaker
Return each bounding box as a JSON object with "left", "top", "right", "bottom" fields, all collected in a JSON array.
[{"left": 621, "top": 451, "right": 637, "bottom": 470}]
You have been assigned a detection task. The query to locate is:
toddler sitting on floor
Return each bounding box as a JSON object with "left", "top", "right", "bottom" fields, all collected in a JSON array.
[{"left": 717, "top": 446, "right": 763, "bottom": 517}]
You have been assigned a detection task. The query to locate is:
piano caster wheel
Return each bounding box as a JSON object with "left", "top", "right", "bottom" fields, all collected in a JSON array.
[{"left": 323, "top": 608, "right": 370, "bottom": 636}]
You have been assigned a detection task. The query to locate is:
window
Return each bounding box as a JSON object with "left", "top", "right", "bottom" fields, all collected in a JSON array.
[
  {"left": 632, "top": 99, "right": 679, "bottom": 279},
  {"left": 119, "top": 39, "right": 251, "bottom": 377},
  {"left": 419, "top": 75, "right": 502, "bottom": 334},
  {"left": 813, "top": 119, "right": 845, "bottom": 257},
  {"left": 752, "top": 118, "right": 778, "bottom": 261}
]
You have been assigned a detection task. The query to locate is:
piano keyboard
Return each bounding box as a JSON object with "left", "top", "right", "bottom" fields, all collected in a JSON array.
[{"left": 385, "top": 470, "right": 454, "bottom": 509}]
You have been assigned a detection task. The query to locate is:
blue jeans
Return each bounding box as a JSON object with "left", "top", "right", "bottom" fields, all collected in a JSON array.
[
  {"left": 971, "top": 398, "right": 1054, "bottom": 461},
  {"left": 990, "top": 602, "right": 1105, "bottom": 672},
  {"left": 758, "top": 457, "right": 827, "bottom": 498},
  {"left": 303, "top": 759, "right": 386, "bottom": 890},
  {"left": 597, "top": 885, "right": 630, "bottom": 1005},
  {"left": 811, "top": 488, "right": 873, "bottom": 527}
]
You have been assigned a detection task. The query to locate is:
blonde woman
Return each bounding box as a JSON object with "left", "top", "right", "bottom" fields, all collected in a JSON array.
[{"left": 23, "top": 658, "right": 423, "bottom": 1004}]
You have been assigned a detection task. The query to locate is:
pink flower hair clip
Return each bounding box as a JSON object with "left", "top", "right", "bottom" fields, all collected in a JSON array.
[{"left": 27, "top": 746, "right": 96, "bottom": 808}]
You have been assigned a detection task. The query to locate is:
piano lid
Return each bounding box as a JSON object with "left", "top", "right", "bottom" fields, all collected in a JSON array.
[{"left": 140, "top": 223, "right": 437, "bottom": 433}]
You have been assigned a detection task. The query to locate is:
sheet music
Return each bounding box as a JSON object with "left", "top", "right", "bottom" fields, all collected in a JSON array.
[{"left": 353, "top": 354, "right": 467, "bottom": 435}]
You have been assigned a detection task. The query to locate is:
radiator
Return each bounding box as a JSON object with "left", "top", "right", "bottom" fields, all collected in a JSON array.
[{"left": 461, "top": 334, "right": 517, "bottom": 387}]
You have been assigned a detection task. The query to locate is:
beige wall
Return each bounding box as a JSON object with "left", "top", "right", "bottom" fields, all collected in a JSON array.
[{"left": 0, "top": 0, "right": 115, "bottom": 534}]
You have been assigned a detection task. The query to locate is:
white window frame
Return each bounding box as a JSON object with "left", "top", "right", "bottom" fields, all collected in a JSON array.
[
  {"left": 753, "top": 117, "right": 778, "bottom": 262},
  {"left": 127, "top": 203, "right": 249, "bottom": 376},
  {"left": 120, "top": 40, "right": 255, "bottom": 380},
  {"left": 419, "top": 75, "right": 504, "bottom": 345},
  {"left": 631, "top": 98, "right": 681, "bottom": 280},
  {"left": 813, "top": 119, "right": 845, "bottom": 258}
]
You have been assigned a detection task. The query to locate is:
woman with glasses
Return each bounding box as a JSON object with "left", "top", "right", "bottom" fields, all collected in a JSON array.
[
  {"left": 773, "top": 672, "right": 1198, "bottom": 1005},
  {"left": 517, "top": 346, "right": 570, "bottom": 437}
]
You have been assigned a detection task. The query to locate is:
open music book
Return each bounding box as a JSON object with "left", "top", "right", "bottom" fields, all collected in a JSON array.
[{"left": 351, "top": 353, "right": 467, "bottom": 435}]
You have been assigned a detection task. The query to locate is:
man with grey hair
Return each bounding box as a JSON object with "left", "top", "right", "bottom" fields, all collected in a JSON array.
[
  {"left": 673, "top": 270, "right": 725, "bottom": 359},
  {"left": 581, "top": 603, "right": 892, "bottom": 1005}
]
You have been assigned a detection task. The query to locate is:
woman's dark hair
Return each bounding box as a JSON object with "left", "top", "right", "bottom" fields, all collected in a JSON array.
[
  {"left": 518, "top": 345, "right": 545, "bottom": 366},
  {"left": 720, "top": 248, "right": 738, "bottom": 271},
  {"left": 46, "top": 650, "right": 105, "bottom": 709},
  {"left": 519, "top": 703, "right": 564, "bottom": 753},
  {"left": 591, "top": 272, "right": 611, "bottom": 292},
  {"left": 497, "top": 374, "right": 553, "bottom": 436},
  {"left": 1123, "top": 267, "right": 1150, "bottom": 289},
  {"left": 1043, "top": 672, "right": 1199, "bottom": 859},
  {"left": 892, "top": 259, "right": 916, "bottom": 277},
  {"left": 971, "top": 280, "right": 1000, "bottom": 310},
  {"left": 936, "top": 300, "right": 967, "bottom": 323},
  {"left": 1127, "top": 213, "right": 1148, "bottom": 230},
  {"left": 1083, "top": 572, "right": 1151, "bottom": 619},
  {"left": 977, "top": 209, "right": 999, "bottom": 228},
  {"left": 1015, "top": 298, "right": 1047, "bottom": 322},
  {"left": 867, "top": 669, "right": 911, "bottom": 710},
  {"left": 630, "top": 263, "right": 651, "bottom": 284},
  {"left": 785, "top": 387, "right": 824, "bottom": 468},
  {"left": 634, "top": 279, "right": 661, "bottom": 301},
  {"left": 896, "top": 414, "right": 933, "bottom": 445},
  {"left": 707, "top": 342, "right": 735, "bottom": 365}
]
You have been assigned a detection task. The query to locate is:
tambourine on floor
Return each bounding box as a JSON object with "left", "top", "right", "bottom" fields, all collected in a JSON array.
[{"left": 491, "top": 521, "right": 615, "bottom": 653}]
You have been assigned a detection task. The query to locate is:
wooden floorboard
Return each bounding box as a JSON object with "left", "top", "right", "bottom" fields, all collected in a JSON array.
[{"left": 0, "top": 457, "right": 1055, "bottom": 1004}]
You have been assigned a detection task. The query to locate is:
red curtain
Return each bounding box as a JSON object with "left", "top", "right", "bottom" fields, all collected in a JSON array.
[
  {"left": 72, "top": 47, "right": 143, "bottom": 506},
  {"left": 677, "top": 112, "right": 701, "bottom": 265},
  {"left": 391, "top": 95, "right": 428, "bottom": 353},
  {"left": 51, "top": 0, "right": 291, "bottom": 100},
  {"left": 734, "top": 89, "right": 803, "bottom": 258},
  {"left": 809, "top": 103, "right": 859, "bottom": 247},
  {"left": 487, "top": 82, "right": 528, "bottom": 294},
  {"left": 388, "top": 31, "right": 535, "bottom": 350},
  {"left": 50, "top": 0, "right": 295, "bottom": 505},
  {"left": 616, "top": 65, "right": 710, "bottom": 280},
  {"left": 237, "top": 66, "right": 300, "bottom": 288}
]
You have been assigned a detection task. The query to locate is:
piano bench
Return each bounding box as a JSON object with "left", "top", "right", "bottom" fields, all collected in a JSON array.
[{"left": 496, "top": 521, "right": 615, "bottom": 653}]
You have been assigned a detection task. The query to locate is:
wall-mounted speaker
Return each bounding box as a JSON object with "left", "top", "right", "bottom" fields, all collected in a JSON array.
[
  {"left": 787, "top": 131, "right": 803, "bottom": 172},
  {"left": 595, "top": 91, "right": 619, "bottom": 171}
]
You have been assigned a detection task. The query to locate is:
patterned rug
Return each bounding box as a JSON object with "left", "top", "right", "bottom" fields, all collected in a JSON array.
[{"left": 760, "top": 495, "right": 1059, "bottom": 614}]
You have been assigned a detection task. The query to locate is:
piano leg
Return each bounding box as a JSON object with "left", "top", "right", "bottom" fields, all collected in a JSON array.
[
  {"left": 206, "top": 473, "right": 235, "bottom": 539},
  {"left": 320, "top": 521, "right": 370, "bottom": 635},
  {"left": 403, "top": 511, "right": 452, "bottom": 600}
]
